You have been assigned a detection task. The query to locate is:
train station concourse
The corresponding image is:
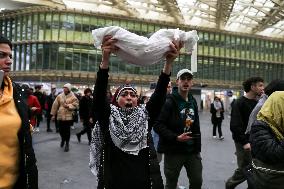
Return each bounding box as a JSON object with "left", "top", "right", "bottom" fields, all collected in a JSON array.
[
  {"left": 1, "top": 1, "right": 284, "bottom": 189},
  {"left": 0, "top": 0, "right": 284, "bottom": 105}
]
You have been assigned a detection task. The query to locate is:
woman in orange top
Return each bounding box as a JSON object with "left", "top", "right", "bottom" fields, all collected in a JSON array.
[{"left": 0, "top": 35, "right": 38, "bottom": 189}]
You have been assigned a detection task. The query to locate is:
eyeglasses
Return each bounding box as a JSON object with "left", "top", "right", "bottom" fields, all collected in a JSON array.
[
  {"left": 119, "top": 91, "right": 137, "bottom": 98},
  {"left": 0, "top": 51, "right": 12, "bottom": 60},
  {"left": 180, "top": 75, "right": 192, "bottom": 81}
]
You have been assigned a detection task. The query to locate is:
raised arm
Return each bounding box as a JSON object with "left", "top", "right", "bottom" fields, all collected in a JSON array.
[
  {"left": 93, "top": 36, "right": 118, "bottom": 130},
  {"left": 146, "top": 41, "right": 182, "bottom": 122}
]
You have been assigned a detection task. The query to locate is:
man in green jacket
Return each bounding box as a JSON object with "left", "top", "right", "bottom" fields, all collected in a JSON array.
[{"left": 154, "top": 69, "right": 202, "bottom": 189}]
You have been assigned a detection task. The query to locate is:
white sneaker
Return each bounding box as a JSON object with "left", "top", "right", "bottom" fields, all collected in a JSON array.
[
  {"left": 213, "top": 136, "right": 217, "bottom": 139},
  {"left": 178, "top": 186, "right": 186, "bottom": 189},
  {"left": 219, "top": 136, "right": 224, "bottom": 140}
]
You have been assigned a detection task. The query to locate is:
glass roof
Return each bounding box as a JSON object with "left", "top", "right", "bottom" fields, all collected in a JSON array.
[
  {"left": 225, "top": 0, "right": 284, "bottom": 38},
  {"left": 3, "top": 0, "right": 284, "bottom": 38}
]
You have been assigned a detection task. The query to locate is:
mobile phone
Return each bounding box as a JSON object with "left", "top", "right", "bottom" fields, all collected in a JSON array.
[
  {"left": 189, "top": 133, "right": 201, "bottom": 138},
  {"left": 0, "top": 70, "right": 4, "bottom": 87},
  {"left": 191, "top": 134, "right": 201, "bottom": 136}
]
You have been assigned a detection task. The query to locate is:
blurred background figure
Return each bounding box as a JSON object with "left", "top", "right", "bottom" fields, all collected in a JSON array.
[
  {"left": 21, "top": 84, "right": 42, "bottom": 130},
  {"left": 250, "top": 91, "right": 284, "bottom": 189},
  {"left": 167, "top": 81, "right": 172, "bottom": 94},
  {"left": 76, "top": 88, "right": 94, "bottom": 145},
  {"left": 33, "top": 85, "right": 46, "bottom": 132},
  {"left": 45, "top": 84, "right": 58, "bottom": 132},
  {"left": 51, "top": 83, "right": 79, "bottom": 152},
  {"left": 210, "top": 96, "right": 224, "bottom": 140}
]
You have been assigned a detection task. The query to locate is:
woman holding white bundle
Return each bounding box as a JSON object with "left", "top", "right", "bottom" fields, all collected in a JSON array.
[{"left": 90, "top": 35, "right": 183, "bottom": 189}]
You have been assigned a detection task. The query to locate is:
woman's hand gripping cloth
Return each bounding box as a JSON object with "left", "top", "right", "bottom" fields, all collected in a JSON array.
[{"left": 92, "top": 26, "right": 199, "bottom": 66}]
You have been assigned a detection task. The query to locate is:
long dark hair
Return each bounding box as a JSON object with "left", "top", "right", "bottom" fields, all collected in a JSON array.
[{"left": 264, "top": 79, "right": 284, "bottom": 96}]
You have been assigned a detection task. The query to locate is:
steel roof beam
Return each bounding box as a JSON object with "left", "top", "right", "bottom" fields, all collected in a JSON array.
[
  {"left": 110, "top": 0, "right": 139, "bottom": 17},
  {"left": 12, "top": 0, "right": 66, "bottom": 8},
  {"left": 159, "top": 0, "right": 184, "bottom": 24},
  {"left": 251, "top": 0, "right": 284, "bottom": 33},
  {"left": 216, "top": 0, "right": 236, "bottom": 29}
]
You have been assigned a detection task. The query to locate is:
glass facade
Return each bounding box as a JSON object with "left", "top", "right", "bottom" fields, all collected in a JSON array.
[{"left": 0, "top": 7, "right": 283, "bottom": 87}]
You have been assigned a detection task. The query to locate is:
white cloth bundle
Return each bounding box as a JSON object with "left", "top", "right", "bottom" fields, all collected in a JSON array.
[{"left": 92, "top": 26, "right": 199, "bottom": 66}]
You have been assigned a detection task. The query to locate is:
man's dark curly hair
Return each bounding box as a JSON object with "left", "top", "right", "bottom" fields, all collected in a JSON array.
[
  {"left": 242, "top": 77, "right": 264, "bottom": 92},
  {"left": 0, "top": 35, "right": 12, "bottom": 50}
]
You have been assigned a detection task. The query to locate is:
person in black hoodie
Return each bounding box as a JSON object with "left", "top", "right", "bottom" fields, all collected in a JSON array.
[
  {"left": 226, "top": 77, "right": 264, "bottom": 189},
  {"left": 89, "top": 35, "right": 182, "bottom": 189},
  {"left": 154, "top": 69, "right": 202, "bottom": 189},
  {"left": 0, "top": 35, "right": 38, "bottom": 189}
]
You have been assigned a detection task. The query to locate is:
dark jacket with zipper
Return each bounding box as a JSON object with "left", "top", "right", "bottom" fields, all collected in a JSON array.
[
  {"left": 250, "top": 120, "right": 284, "bottom": 164},
  {"left": 93, "top": 67, "right": 169, "bottom": 189},
  {"left": 12, "top": 82, "right": 38, "bottom": 189},
  {"left": 250, "top": 120, "right": 284, "bottom": 189},
  {"left": 154, "top": 92, "right": 201, "bottom": 154}
]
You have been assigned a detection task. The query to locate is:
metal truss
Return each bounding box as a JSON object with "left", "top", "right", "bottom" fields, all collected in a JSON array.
[{"left": 5, "top": 0, "right": 284, "bottom": 38}]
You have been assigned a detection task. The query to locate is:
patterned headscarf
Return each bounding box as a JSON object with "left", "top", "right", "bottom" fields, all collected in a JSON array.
[
  {"left": 111, "top": 84, "right": 137, "bottom": 107},
  {"left": 257, "top": 91, "right": 284, "bottom": 140}
]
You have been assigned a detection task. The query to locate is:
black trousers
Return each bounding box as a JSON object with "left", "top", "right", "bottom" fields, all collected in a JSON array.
[
  {"left": 46, "top": 114, "right": 58, "bottom": 130},
  {"left": 77, "top": 121, "right": 92, "bottom": 142},
  {"left": 58, "top": 120, "right": 73, "bottom": 144},
  {"left": 36, "top": 114, "right": 43, "bottom": 127},
  {"left": 213, "top": 118, "right": 223, "bottom": 137}
]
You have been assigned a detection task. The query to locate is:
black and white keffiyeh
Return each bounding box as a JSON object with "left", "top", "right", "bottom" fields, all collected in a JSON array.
[{"left": 90, "top": 104, "right": 149, "bottom": 175}]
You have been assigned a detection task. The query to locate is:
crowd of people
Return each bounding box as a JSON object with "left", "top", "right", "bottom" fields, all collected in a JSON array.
[{"left": 1, "top": 32, "right": 284, "bottom": 189}]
